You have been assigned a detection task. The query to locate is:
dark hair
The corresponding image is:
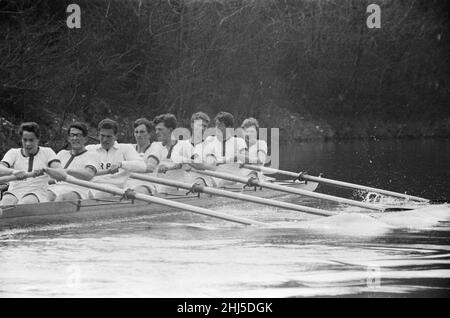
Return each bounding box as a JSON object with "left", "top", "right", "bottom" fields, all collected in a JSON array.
[
  {"left": 133, "top": 118, "right": 155, "bottom": 133},
  {"left": 18, "top": 122, "right": 40, "bottom": 139},
  {"left": 153, "top": 113, "right": 177, "bottom": 130},
  {"left": 241, "top": 117, "right": 259, "bottom": 130},
  {"left": 214, "top": 112, "right": 234, "bottom": 128},
  {"left": 98, "top": 118, "right": 119, "bottom": 135},
  {"left": 191, "top": 112, "right": 210, "bottom": 124},
  {"left": 68, "top": 122, "right": 88, "bottom": 137}
]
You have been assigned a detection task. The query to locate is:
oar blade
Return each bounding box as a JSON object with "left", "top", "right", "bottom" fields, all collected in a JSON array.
[{"left": 243, "top": 164, "right": 430, "bottom": 203}]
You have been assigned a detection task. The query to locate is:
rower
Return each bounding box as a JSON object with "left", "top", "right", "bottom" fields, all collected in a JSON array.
[
  {"left": 241, "top": 117, "right": 268, "bottom": 181},
  {"left": 86, "top": 118, "right": 146, "bottom": 199},
  {"left": 133, "top": 117, "right": 155, "bottom": 159},
  {"left": 0, "top": 122, "right": 61, "bottom": 205},
  {"left": 125, "top": 118, "right": 157, "bottom": 195},
  {"left": 190, "top": 112, "right": 210, "bottom": 152},
  {"left": 143, "top": 113, "right": 192, "bottom": 194},
  {"left": 191, "top": 112, "right": 247, "bottom": 188},
  {"left": 185, "top": 111, "right": 216, "bottom": 187},
  {"left": 241, "top": 117, "right": 267, "bottom": 165},
  {"left": 46, "top": 122, "right": 100, "bottom": 201}
]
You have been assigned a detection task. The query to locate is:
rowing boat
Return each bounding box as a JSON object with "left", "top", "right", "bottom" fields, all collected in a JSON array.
[{"left": 0, "top": 179, "right": 319, "bottom": 230}]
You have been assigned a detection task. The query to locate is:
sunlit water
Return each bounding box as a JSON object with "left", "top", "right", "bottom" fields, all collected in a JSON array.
[{"left": 1, "top": 139, "right": 449, "bottom": 297}]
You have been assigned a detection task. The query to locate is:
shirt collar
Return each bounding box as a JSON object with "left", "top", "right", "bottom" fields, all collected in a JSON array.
[{"left": 21, "top": 146, "right": 40, "bottom": 157}]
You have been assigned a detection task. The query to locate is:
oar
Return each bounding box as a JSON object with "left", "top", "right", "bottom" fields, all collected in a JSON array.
[
  {"left": 242, "top": 164, "right": 430, "bottom": 203},
  {"left": 129, "top": 173, "right": 336, "bottom": 217},
  {"left": 193, "top": 169, "right": 415, "bottom": 212},
  {"left": 95, "top": 169, "right": 111, "bottom": 176},
  {"left": 95, "top": 163, "right": 182, "bottom": 177},
  {"left": 0, "top": 171, "right": 43, "bottom": 183},
  {"left": 57, "top": 174, "right": 267, "bottom": 226}
]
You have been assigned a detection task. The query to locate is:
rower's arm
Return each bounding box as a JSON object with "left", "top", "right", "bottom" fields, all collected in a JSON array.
[
  {"left": 145, "top": 155, "right": 159, "bottom": 172},
  {"left": 45, "top": 147, "right": 62, "bottom": 169},
  {"left": 67, "top": 166, "right": 96, "bottom": 181},
  {"left": 48, "top": 160, "right": 62, "bottom": 168},
  {"left": 119, "top": 160, "right": 146, "bottom": 172},
  {"left": 188, "top": 154, "right": 218, "bottom": 171},
  {"left": 121, "top": 144, "right": 147, "bottom": 172},
  {"left": 0, "top": 162, "right": 17, "bottom": 176},
  {"left": 189, "top": 162, "right": 216, "bottom": 171},
  {"left": 145, "top": 157, "right": 182, "bottom": 173},
  {"left": 256, "top": 140, "right": 268, "bottom": 165},
  {"left": 0, "top": 150, "right": 23, "bottom": 176},
  {"left": 236, "top": 138, "right": 248, "bottom": 163},
  {"left": 162, "top": 161, "right": 182, "bottom": 170}
]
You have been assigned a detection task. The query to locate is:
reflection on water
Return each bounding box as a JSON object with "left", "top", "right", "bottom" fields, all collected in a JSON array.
[
  {"left": 1, "top": 215, "right": 449, "bottom": 297},
  {"left": 0, "top": 139, "right": 449, "bottom": 297},
  {"left": 279, "top": 139, "right": 450, "bottom": 201}
]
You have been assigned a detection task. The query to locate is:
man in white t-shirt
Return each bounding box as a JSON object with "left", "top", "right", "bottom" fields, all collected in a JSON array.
[
  {"left": 132, "top": 117, "right": 155, "bottom": 159},
  {"left": 0, "top": 122, "right": 61, "bottom": 205},
  {"left": 189, "top": 112, "right": 210, "bottom": 157},
  {"left": 142, "top": 113, "right": 192, "bottom": 194},
  {"left": 86, "top": 118, "right": 146, "bottom": 198},
  {"left": 241, "top": 117, "right": 268, "bottom": 165},
  {"left": 240, "top": 117, "right": 268, "bottom": 181},
  {"left": 46, "top": 122, "right": 101, "bottom": 201},
  {"left": 192, "top": 112, "right": 247, "bottom": 164},
  {"left": 125, "top": 117, "right": 157, "bottom": 194},
  {"left": 183, "top": 111, "right": 217, "bottom": 187},
  {"left": 191, "top": 112, "right": 247, "bottom": 188}
]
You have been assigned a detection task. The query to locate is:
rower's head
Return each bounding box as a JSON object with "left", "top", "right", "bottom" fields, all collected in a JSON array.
[
  {"left": 18, "top": 122, "right": 40, "bottom": 155},
  {"left": 133, "top": 118, "right": 155, "bottom": 146},
  {"left": 241, "top": 117, "right": 259, "bottom": 144},
  {"left": 190, "top": 112, "right": 210, "bottom": 142},
  {"left": 98, "top": 119, "right": 119, "bottom": 150},
  {"left": 214, "top": 112, "right": 234, "bottom": 139},
  {"left": 153, "top": 113, "right": 177, "bottom": 144},
  {"left": 68, "top": 122, "right": 88, "bottom": 150}
]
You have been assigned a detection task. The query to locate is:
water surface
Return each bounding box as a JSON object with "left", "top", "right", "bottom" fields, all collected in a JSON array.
[{"left": 1, "top": 139, "right": 449, "bottom": 297}]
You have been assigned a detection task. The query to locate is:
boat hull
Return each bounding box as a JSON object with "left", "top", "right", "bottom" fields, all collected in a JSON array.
[{"left": 0, "top": 180, "right": 318, "bottom": 230}]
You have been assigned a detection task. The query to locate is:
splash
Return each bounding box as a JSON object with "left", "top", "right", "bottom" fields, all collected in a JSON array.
[
  {"left": 279, "top": 213, "right": 394, "bottom": 237},
  {"left": 360, "top": 191, "right": 430, "bottom": 208},
  {"left": 375, "top": 204, "right": 450, "bottom": 229}
]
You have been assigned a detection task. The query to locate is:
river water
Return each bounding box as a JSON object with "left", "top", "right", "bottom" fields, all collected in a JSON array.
[{"left": 0, "top": 139, "right": 449, "bottom": 297}]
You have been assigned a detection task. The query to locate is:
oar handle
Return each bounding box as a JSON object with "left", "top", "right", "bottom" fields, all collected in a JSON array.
[
  {"left": 95, "top": 163, "right": 186, "bottom": 176},
  {"left": 95, "top": 169, "right": 111, "bottom": 176},
  {"left": 0, "top": 171, "right": 43, "bottom": 183}
]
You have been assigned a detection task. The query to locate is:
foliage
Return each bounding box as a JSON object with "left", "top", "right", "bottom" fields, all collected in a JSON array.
[{"left": 0, "top": 0, "right": 449, "bottom": 154}]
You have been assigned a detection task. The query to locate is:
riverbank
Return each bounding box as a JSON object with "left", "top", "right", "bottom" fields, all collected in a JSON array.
[
  {"left": 1, "top": 109, "right": 449, "bottom": 156},
  {"left": 258, "top": 106, "right": 450, "bottom": 142},
  {"left": 1, "top": 0, "right": 448, "bottom": 151}
]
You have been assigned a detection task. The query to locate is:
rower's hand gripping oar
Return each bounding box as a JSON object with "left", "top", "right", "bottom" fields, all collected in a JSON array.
[
  {"left": 0, "top": 170, "right": 45, "bottom": 183},
  {"left": 44, "top": 168, "right": 267, "bottom": 227},
  {"left": 242, "top": 164, "right": 430, "bottom": 203}
]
